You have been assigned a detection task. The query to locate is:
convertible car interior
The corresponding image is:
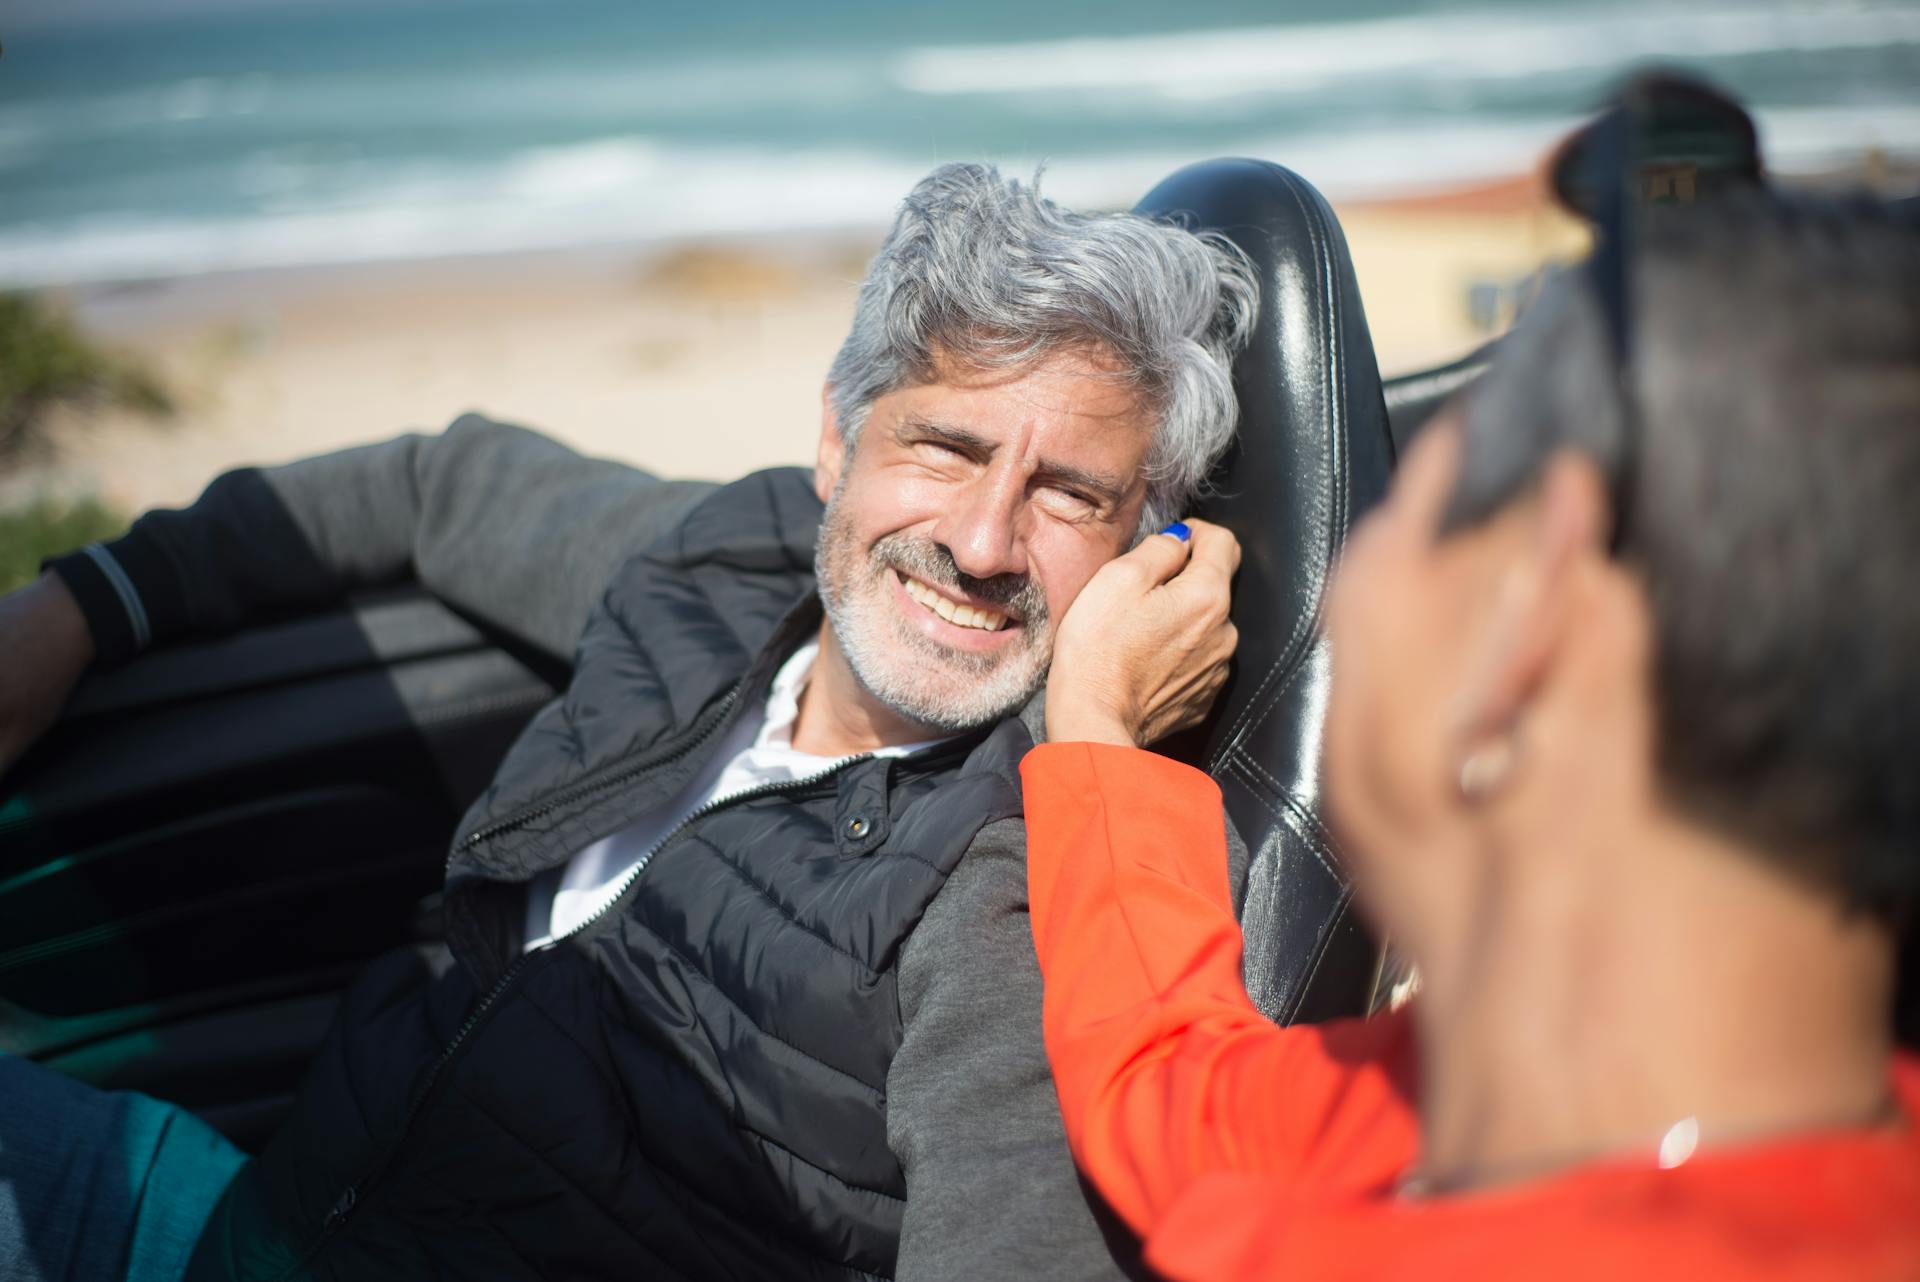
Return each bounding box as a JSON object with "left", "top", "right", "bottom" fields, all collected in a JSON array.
[{"left": 2, "top": 162, "right": 1911, "bottom": 1154}]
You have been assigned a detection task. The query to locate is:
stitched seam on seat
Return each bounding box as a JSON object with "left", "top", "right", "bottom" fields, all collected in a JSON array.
[
  {"left": 1278, "top": 883, "right": 1360, "bottom": 1025},
  {"left": 1258, "top": 178, "right": 1341, "bottom": 716},
  {"left": 1225, "top": 752, "right": 1339, "bottom": 859},
  {"left": 1229, "top": 751, "right": 1341, "bottom": 855},
  {"left": 1221, "top": 754, "right": 1362, "bottom": 1024},
  {"left": 1198, "top": 644, "right": 1320, "bottom": 817},
  {"left": 1212, "top": 638, "right": 1318, "bottom": 780},
  {"left": 1221, "top": 755, "right": 1339, "bottom": 881},
  {"left": 1214, "top": 215, "right": 1334, "bottom": 756},
  {"left": 1217, "top": 174, "right": 1350, "bottom": 761}
]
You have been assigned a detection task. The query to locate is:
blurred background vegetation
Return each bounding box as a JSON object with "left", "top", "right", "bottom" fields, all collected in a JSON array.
[
  {"left": 0, "top": 292, "right": 168, "bottom": 590},
  {"left": 0, "top": 496, "right": 128, "bottom": 593}
]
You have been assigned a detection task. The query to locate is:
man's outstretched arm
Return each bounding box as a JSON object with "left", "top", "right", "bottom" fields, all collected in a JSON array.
[
  {"left": 46, "top": 414, "right": 715, "bottom": 663},
  {"left": 0, "top": 414, "right": 716, "bottom": 771}
]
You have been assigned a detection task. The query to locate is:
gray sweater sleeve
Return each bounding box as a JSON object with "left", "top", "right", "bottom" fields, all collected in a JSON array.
[
  {"left": 887, "top": 815, "right": 1142, "bottom": 1282},
  {"left": 45, "top": 413, "right": 717, "bottom": 663}
]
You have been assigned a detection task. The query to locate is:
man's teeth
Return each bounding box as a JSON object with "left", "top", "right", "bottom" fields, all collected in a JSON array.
[{"left": 902, "top": 575, "right": 1009, "bottom": 632}]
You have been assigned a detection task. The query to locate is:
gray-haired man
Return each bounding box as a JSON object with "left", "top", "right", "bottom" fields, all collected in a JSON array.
[{"left": 0, "top": 164, "right": 1256, "bottom": 1281}]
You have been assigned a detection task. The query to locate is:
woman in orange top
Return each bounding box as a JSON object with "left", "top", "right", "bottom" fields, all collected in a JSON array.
[{"left": 1026, "top": 192, "right": 1920, "bottom": 1280}]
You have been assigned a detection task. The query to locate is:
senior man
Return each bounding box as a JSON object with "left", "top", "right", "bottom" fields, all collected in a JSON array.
[{"left": 0, "top": 164, "right": 1256, "bottom": 1281}]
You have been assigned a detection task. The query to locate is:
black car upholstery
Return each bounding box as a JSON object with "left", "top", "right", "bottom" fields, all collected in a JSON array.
[
  {"left": 1135, "top": 159, "right": 1398, "bottom": 1022},
  {"left": 0, "top": 591, "right": 560, "bottom": 1147},
  {"left": 1382, "top": 336, "right": 1498, "bottom": 451}
]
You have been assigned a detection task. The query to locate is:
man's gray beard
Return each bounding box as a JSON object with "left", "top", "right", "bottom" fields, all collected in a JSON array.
[{"left": 813, "top": 485, "right": 1052, "bottom": 734}]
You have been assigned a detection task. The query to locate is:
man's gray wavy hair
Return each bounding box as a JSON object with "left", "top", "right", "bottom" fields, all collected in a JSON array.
[{"left": 827, "top": 163, "right": 1259, "bottom": 534}]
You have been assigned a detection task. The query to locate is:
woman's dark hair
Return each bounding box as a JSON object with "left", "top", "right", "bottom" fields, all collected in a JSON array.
[{"left": 1447, "top": 192, "right": 1920, "bottom": 920}]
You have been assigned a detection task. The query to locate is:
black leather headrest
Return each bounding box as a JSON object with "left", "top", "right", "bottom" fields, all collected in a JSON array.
[{"left": 1134, "top": 160, "right": 1396, "bottom": 1024}]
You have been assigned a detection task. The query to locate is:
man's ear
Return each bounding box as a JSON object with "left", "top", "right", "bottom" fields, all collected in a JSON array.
[
  {"left": 815, "top": 384, "right": 847, "bottom": 505},
  {"left": 1451, "top": 450, "right": 1610, "bottom": 742}
]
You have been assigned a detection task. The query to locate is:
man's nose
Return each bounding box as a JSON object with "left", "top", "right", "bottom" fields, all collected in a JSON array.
[{"left": 931, "top": 466, "right": 1029, "bottom": 581}]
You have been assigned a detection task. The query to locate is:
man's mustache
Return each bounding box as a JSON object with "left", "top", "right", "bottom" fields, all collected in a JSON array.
[{"left": 871, "top": 532, "right": 1048, "bottom": 628}]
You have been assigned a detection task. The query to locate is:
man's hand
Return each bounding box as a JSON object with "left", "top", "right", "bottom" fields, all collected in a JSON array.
[
  {"left": 1046, "top": 520, "right": 1240, "bottom": 748},
  {"left": 0, "top": 572, "right": 95, "bottom": 775}
]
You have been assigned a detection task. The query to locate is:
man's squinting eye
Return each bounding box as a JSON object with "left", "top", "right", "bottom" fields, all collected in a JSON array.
[
  {"left": 1034, "top": 484, "right": 1098, "bottom": 516},
  {"left": 896, "top": 431, "right": 1108, "bottom": 518},
  {"left": 914, "top": 438, "right": 973, "bottom": 464}
]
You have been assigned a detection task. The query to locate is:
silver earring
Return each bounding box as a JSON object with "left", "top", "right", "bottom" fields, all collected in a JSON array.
[{"left": 1456, "top": 733, "right": 1519, "bottom": 803}]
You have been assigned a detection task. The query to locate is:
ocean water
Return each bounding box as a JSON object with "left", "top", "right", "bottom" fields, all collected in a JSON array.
[{"left": 1, "top": 0, "right": 1915, "bottom": 286}]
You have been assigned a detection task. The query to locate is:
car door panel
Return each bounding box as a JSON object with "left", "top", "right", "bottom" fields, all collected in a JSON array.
[{"left": 0, "top": 586, "right": 559, "bottom": 1150}]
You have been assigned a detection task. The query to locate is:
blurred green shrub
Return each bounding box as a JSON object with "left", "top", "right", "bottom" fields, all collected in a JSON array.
[
  {"left": 0, "top": 495, "right": 129, "bottom": 593},
  {"left": 0, "top": 291, "right": 175, "bottom": 465}
]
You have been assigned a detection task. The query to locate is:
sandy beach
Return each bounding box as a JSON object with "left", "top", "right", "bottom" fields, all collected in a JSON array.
[
  {"left": 10, "top": 179, "right": 1586, "bottom": 513},
  {"left": 9, "top": 0, "right": 1918, "bottom": 524}
]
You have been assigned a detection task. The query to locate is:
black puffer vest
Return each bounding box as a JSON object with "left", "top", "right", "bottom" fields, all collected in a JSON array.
[{"left": 186, "top": 470, "right": 1031, "bottom": 1281}]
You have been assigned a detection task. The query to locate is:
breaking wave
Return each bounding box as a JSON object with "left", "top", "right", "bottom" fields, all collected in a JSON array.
[{"left": 4, "top": 95, "right": 1914, "bottom": 289}]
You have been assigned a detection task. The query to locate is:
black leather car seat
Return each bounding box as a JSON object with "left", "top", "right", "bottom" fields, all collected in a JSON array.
[
  {"left": 1134, "top": 160, "right": 1398, "bottom": 1024},
  {"left": 1382, "top": 337, "right": 1497, "bottom": 452}
]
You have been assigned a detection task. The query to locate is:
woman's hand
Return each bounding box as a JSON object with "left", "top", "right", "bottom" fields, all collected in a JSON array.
[{"left": 1046, "top": 520, "right": 1240, "bottom": 748}]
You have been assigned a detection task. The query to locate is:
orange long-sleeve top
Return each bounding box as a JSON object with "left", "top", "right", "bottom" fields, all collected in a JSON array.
[{"left": 1021, "top": 742, "right": 1920, "bottom": 1282}]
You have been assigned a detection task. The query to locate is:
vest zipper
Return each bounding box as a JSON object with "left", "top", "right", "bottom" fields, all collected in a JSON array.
[
  {"left": 274, "top": 943, "right": 546, "bottom": 1280},
  {"left": 287, "top": 734, "right": 875, "bottom": 1277},
  {"left": 279, "top": 684, "right": 749, "bottom": 1278},
  {"left": 452, "top": 680, "right": 749, "bottom": 856},
  {"left": 540, "top": 751, "right": 876, "bottom": 948}
]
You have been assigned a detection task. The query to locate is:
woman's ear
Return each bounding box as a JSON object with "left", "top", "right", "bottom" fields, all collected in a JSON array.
[
  {"left": 1451, "top": 450, "right": 1611, "bottom": 748},
  {"left": 815, "top": 384, "right": 847, "bottom": 505}
]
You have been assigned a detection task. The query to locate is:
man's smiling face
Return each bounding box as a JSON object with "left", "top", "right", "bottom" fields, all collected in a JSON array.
[{"left": 813, "top": 345, "right": 1154, "bottom": 733}]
